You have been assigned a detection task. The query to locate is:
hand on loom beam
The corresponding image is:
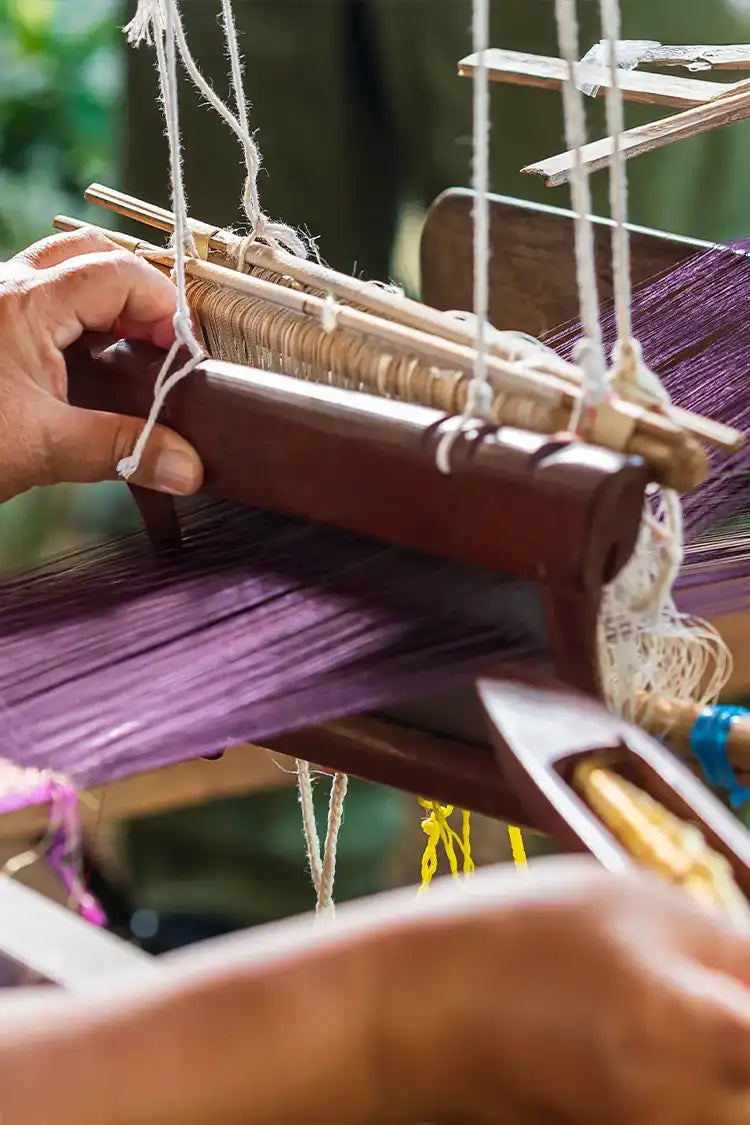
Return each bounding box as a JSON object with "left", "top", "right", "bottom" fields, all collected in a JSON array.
[
  {"left": 0, "top": 863, "right": 749, "bottom": 1125},
  {"left": 0, "top": 229, "right": 203, "bottom": 501}
]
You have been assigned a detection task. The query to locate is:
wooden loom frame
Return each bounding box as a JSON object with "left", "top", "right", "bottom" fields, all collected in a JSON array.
[{"left": 0, "top": 203, "right": 748, "bottom": 983}]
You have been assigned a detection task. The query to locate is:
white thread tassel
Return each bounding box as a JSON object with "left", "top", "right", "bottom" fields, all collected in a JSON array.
[{"left": 124, "top": 0, "right": 167, "bottom": 45}]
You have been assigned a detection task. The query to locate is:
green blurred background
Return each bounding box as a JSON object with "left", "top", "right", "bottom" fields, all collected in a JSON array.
[{"left": 0, "top": 0, "right": 133, "bottom": 569}]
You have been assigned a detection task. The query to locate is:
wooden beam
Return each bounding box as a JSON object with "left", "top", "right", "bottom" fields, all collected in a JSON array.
[
  {"left": 420, "top": 190, "right": 706, "bottom": 338},
  {"left": 0, "top": 877, "right": 154, "bottom": 988},
  {"left": 524, "top": 80, "right": 750, "bottom": 187},
  {"left": 458, "top": 49, "right": 725, "bottom": 108},
  {"left": 636, "top": 44, "right": 750, "bottom": 71}
]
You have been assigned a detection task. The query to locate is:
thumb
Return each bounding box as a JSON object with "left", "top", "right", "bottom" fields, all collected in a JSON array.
[{"left": 45, "top": 402, "right": 204, "bottom": 495}]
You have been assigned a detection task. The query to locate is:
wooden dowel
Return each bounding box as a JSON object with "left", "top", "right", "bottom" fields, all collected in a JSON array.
[
  {"left": 54, "top": 212, "right": 737, "bottom": 472},
  {"left": 55, "top": 213, "right": 715, "bottom": 492},
  {"left": 82, "top": 189, "right": 743, "bottom": 455},
  {"left": 524, "top": 82, "right": 750, "bottom": 186},
  {"left": 458, "top": 49, "right": 724, "bottom": 108},
  {"left": 638, "top": 692, "right": 750, "bottom": 771},
  {"left": 83, "top": 183, "right": 580, "bottom": 380}
]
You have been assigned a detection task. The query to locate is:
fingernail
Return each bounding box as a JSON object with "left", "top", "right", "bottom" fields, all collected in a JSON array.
[{"left": 152, "top": 449, "right": 201, "bottom": 495}]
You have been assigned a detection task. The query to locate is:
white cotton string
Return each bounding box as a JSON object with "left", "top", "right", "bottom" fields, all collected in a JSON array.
[
  {"left": 599, "top": 3, "right": 633, "bottom": 353},
  {"left": 591, "top": 0, "right": 731, "bottom": 719},
  {"left": 119, "top": 0, "right": 203, "bottom": 481},
  {"left": 296, "top": 759, "right": 324, "bottom": 895},
  {"left": 165, "top": 1, "right": 307, "bottom": 259},
  {"left": 124, "top": 0, "right": 166, "bottom": 45},
  {"left": 553, "top": 0, "right": 608, "bottom": 420},
  {"left": 296, "top": 761, "right": 348, "bottom": 916},
  {"left": 317, "top": 772, "right": 348, "bottom": 916},
  {"left": 435, "top": 0, "right": 493, "bottom": 474}
]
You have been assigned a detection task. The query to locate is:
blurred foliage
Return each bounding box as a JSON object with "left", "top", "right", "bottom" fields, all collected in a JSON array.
[
  {"left": 0, "top": 0, "right": 135, "bottom": 567},
  {"left": 0, "top": 0, "right": 122, "bottom": 254}
]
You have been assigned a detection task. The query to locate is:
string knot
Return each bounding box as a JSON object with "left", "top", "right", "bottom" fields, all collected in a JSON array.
[
  {"left": 321, "top": 294, "right": 339, "bottom": 333},
  {"left": 611, "top": 337, "right": 671, "bottom": 409},
  {"left": 236, "top": 215, "right": 309, "bottom": 270},
  {"left": 124, "top": 0, "right": 166, "bottom": 45},
  {"left": 466, "top": 378, "right": 495, "bottom": 420}
]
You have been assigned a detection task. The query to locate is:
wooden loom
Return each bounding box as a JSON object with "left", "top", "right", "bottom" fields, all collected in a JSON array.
[
  {"left": 1, "top": 172, "right": 743, "bottom": 932},
  {"left": 5, "top": 36, "right": 750, "bottom": 978}
]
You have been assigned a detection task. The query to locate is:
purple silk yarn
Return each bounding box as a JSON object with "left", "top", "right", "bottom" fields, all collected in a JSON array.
[{"left": 546, "top": 240, "right": 750, "bottom": 545}]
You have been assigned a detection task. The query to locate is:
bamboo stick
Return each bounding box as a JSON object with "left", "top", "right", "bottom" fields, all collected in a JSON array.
[
  {"left": 55, "top": 214, "right": 718, "bottom": 490},
  {"left": 638, "top": 692, "right": 750, "bottom": 772},
  {"left": 79, "top": 184, "right": 743, "bottom": 456},
  {"left": 458, "top": 49, "right": 725, "bottom": 108},
  {"left": 84, "top": 184, "right": 582, "bottom": 380},
  {"left": 524, "top": 82, "right": 750, "bottom": 186}
]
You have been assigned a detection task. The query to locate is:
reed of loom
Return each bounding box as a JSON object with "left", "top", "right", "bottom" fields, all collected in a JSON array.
[{"left": 54, "top": 184, "right": 745, "bottom": 491}]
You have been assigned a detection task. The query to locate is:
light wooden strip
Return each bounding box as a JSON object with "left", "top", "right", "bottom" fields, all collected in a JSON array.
[
  {"left": 80, "top": 184, "right": 579, "bottom": 385},
  {"left": 55, "top": 212, "right": 743, "bottom": 458},
  {"left": 639, "top": 44, "right": 750, "bottom": 71},
  {"left": 524, "top": 83, "right": 750, "bottom": 186},
  {"left": 458, "top": 49, "right": 725, "bottom": 108},
  {"left": 0, "top": 877, "right": 154, "bottom": 988}
]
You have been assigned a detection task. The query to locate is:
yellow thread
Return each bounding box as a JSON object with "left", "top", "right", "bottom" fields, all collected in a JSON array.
[
  {"left": 418, "top": 798, "right": 474, "bottom": 892},
  {"left": 461, "top": 809, "right": 475, "bottom": 875},
  {"left": 508, "top": 825, "right": 527, "bottom": 867}
]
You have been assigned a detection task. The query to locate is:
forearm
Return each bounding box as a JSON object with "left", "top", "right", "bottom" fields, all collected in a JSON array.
[
  {"left": 0, "top": 863, "right": 585, "bottom": 1125},
  {"left": 0, "top": 889, "right": 444, "bottom": 1125}
]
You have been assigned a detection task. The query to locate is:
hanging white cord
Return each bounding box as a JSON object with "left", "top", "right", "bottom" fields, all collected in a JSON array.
[
  {"left": 435, "top": 0, "right": 493, "bottom": 473},
  {"left": 553, "top": 0, "right": 609, "bottom": 425},
  {"left": 296, "top": 762, "right": 348, "bottom": 917},
  {"left": 599, "top": 3, "right": 631, "bottom": 349},
  {"left": 168, "top": 0, "right": 307, "bottom": 259},
  {"left": 592, "top": 0, "right": 730, "bottom": 718},
  {"left": 118, "top": 0, "right": 203, "bottom": 481},
  {"left": 470, "top": 0, "right": 491, "bottom": 414}
]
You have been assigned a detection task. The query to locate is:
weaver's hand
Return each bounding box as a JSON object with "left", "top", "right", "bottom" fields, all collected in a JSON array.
[
  {"left": 422, "top": 861, "right": 750, "bottom": 1125},
  {"left": 0, "top": 228, "right": 203, "bottom": 501}
]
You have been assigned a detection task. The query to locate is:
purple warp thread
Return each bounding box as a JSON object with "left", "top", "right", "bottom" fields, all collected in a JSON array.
[
  {"left": 0, "top": 776, "right": 105, "bottom": 925},
  {"left": 0, "top": 500, "right": 547, "bottom": 790},
  {"left": 547, "top": 240, "right": 750, "bottom": 547}
]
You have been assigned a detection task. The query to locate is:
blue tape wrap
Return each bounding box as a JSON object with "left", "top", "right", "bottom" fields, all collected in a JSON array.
[{"left": 689, "top": 705, "right": 750, "bottom": 810}]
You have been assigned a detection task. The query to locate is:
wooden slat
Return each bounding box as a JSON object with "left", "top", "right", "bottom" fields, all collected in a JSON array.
[
  {"left": 0, "top": 877, "right": 154, "bottom": 989},
  {"left": 638, "top": 44, "right": 750, "bottom": 71},
  {"left": 458, "top": 49, "right": 725, "bottom": 108},
  {"left": 525, "top": 82, "right": 750, "bottom": 187}
]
